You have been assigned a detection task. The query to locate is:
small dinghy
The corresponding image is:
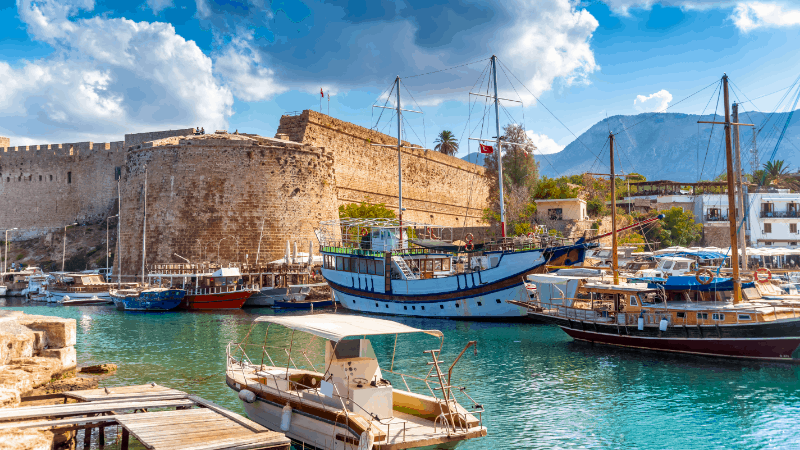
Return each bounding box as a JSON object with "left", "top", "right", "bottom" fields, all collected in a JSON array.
[{"left": 62, "top": 295, "right": 114, "bottom": 306}]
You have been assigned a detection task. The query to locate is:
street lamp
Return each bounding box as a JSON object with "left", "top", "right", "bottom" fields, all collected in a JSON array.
[
  {"left": 217, "top": 236, "right": 230, "bottom": 264},
  {"left": 62, "top": 223, "right": 78, "bottom": 272},
  {"left": 106, "top": 215, "right": 119, "bottom": 279},
  {"left": 4, "top": 227, "right": 18, "bottom": 274}
]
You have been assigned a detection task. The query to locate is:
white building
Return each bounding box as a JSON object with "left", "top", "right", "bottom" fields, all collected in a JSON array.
[{"left": 747, "top": 190, "right": 800, "bottom": 248}]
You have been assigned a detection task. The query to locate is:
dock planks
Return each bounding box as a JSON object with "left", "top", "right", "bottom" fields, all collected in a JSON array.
[{"left": 0, "top": 384, "right": 289, "bottom": 450}]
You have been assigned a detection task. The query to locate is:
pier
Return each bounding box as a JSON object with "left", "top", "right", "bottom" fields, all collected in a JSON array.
[{"left": 1, "top": 384, "right": 290, "bottom": 450}]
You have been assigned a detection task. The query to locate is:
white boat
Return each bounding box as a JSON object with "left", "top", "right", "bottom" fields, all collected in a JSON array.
[
  {"left": 249, "top": 283, "right": 329, "bottom": 307},
  {"left": 1, "top": 266, "right": 45, "bottom": 297},
  {"left": 46, "top": 272, "right": 136, "bottom": 301},
  {"left": 226, "top": 313, "right": 486, "bottom": 449},
  {"left": 0, "top": 285, "right": 6, "bottom": 297},
  {"left": 316, "top": 218, "right": 592, "bottom": 319}
]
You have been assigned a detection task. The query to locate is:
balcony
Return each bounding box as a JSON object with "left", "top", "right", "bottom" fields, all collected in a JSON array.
[
  {"left": 705, "top": 215, "right": 729, "bottom": 222},
  {"left": 760, "top": 210, "right": 800, "bottom": 218}
]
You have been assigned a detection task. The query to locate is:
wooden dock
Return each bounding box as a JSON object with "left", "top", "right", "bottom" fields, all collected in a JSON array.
[{"left": 1, "top": 384, "right": 290, "bottom": 450}]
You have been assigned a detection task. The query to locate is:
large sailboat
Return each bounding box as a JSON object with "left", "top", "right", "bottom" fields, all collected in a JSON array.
[{"left": 317, "top": 56, "right": 595, "bottom": 319}]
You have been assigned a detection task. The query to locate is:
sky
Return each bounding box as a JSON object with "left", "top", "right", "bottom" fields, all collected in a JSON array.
[{"left": 1, "top": 0, "right": 800, "bottom": 160}]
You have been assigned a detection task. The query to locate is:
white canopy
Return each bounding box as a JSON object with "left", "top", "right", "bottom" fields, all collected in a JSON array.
[{"left": 254, "top": 313, "right": 443, "bottom": 342}]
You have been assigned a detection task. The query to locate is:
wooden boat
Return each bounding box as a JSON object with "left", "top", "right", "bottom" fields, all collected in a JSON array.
[
  {"left": 147, "top": 266, "right": 254, "bottom": 310},
  {"left": 62, "top": 296, "right": 114, "bottom": 306},
  {"left": 110, "top": 287, "right": 185, "bottom": 311},
  {"left": 1, "top": 266, "right": 45, "bottom": 297},
  {"left": 226, "top": 314, "right": 486, "bottom": 449},
  {"left": 47, "top": 272, "right": 137, "bottom": 301}
]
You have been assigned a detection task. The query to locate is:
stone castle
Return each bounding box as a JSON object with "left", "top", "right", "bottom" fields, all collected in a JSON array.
[{"left": 1, "top": 111, "right": 489, "bottom": 277}]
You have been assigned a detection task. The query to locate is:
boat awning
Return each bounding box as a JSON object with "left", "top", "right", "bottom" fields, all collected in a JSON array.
[
  {"left": 663, "top": 276, "right": 756, "bottom": 292},
  {"left": 654, "top": 251, "right": 727, "bottom": 261},
  {"left": 409, "top": 239, "right": 482, "bottom": 252},
  {"left": 212, "top": 267, "right": 241, "bottom": 277},
  {"left": 253, "top": 313, "right": 443, "bottom": 342}
]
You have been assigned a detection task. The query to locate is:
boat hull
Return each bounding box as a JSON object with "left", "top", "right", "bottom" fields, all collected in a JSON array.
[
  {"left": 48, "top": 291, "right": 112, "bottom": 301},
  {"left": 533, "top": 312, "right": 800, "bottom": 361},
  {"left": 244, "top": 288, "right": 284, "bottom": 307},
  {"left": 111, "top": 289, "right": 185, "bottom": 312},
  {"left": 273, "top": 299, "right": 334, "bottom": 309},
  {"left": 325, "top": 243, "right": 589, "bottom": 319},
  {"left": 180, "top": 290, "right": 251, "bottom": 310}
]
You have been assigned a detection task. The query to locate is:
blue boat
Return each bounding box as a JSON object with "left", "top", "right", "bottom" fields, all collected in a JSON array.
[{"left": 110, "top": 288, "right": 185, "bottom": 311}]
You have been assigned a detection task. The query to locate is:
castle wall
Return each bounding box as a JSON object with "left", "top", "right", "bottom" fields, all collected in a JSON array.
[
  {"left": 0, "top": 137, "right": 9, "bottom": 148},
  {"left": 0, "top": 141, "right": 126, "bottom": 239},
  {"left": 118, "top": 134, "right": 339, "bottom": 278},
  {"left": 276, "top": 111, "right": 489, "bottom": 230}
]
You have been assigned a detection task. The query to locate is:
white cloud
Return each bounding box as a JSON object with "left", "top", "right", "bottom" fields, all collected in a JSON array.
[
  {"left": 4, "top": 0, "right": 233, "bottom": 143},
  {"left": 146, "top": 0, "right": 174, "bottom": 14},
  {"left": 732, "top": 2, "right": 800, "bottom": 32},
  {"left": 500, "top": 0, "right": 599, "bottom": 103},
  {"left": 634, "top": 89, "right": 673, "bottom": 112},
  {"left": 600, "top": 0, "right": 737, "bottom": 15},
  {"left": 526, "top": 131, "right": 565, "bottom": 155},
  {"left": 214, "top": 33, "right": 286, "bottom": 102}
]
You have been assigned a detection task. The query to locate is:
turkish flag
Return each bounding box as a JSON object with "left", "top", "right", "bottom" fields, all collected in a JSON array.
[
  {"left": 320, "top": 88, "right": 324, "bottom": 98},
  {"left": 479, "top": 143, "right": 493, "bottom": 154}
]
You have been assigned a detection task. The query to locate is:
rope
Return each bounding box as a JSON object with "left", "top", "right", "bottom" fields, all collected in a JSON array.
[{"left": 403, "top": 57, "right": 490, "bottom": 79}]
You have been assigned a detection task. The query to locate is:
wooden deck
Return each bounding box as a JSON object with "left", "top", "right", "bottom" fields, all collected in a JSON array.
[{"left": 4, "top": 384, "right": 290, "bottom": 450}]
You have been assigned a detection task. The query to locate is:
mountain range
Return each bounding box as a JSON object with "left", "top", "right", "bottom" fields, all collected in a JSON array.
[{"left": 462, "top": 110, "right": 800, "bottom": 182}]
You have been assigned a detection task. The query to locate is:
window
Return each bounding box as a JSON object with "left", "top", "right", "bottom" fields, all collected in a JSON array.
[
  {"left": 412, "top": 306, "right": 416, "bottom": 310},
  {"left": 368, "top": 260, "right": 376, "bottom": 275},
  {"left": 67, "top": 172, "right": 71, "bottom": 183},
  {"left": 343, "top": 258, "right": 351, "bottom": 272},
  {"left": 662, "top": 261, "right": 673, "bottom": 270},
  {"left": 434, "top": 259, "right": 442, "bottom": 271},
  {"left": 376, "top": 262, "right": 384, "bottom": 276},
  {"left": 440, "top": 304, "right": 444, "bottom": 309},
  {"left": 496, "top": 299, "right": 502, "bottom": 303},
  {"left": 49, "top": 175, "right": 52, "bottom": 181},
  {"left": 696, "top": 312, "right": 708, "bottom": 320},
  {"left": 375, "top": 302, "right": 378, "bottom": 307},
  {"left": 115, "top": 167, "right": 121, "bottom": 180},
  {"left": 421, "top": 306, "right": 425, "bottom": 310},
  {"left": 712, "top": 313, "right": 725, "bottom": 321},
  {"left": 385, "top": 304, "right": 388, "bottom": 308},
  {"left": 455, "top": 302, "right": 460, "bottom": 308},
  {"left": 404, "top": 306, "right": 407, "bottom": 310},
  {"left": 792, "top": 223, "right": 798, "bottom": 234},
  {"left": 764, "top": 223, "right": 772, "bottom": 234},
  {"left": 39, "top": 175, "right": 42, "bottom": 181},
  {"left": 548, "top": 208, "right": 563, "bottom": 220},
  {"left": 673, "top": 262, "right": 689, "bottom": 270},
  {"left": 630, "top": 295, "right": 638, "bottom": 306},
  {"left": 359, "top": 259, "right": 367, "bottom": 274},
  {"left": 676, "top": 312, "right": 685, "bottom": 318},
  {"left": 336, "top": 257, "right": 343, "bottom": 271},
  {"left": 477, "top": 301, "right": 482, "bottom": 306},
  {"left": 442, "top": 258, "right": 450, "bottom": 271},
  {"left": 738, "top": 314, "right": 751, "bottom": 321}
]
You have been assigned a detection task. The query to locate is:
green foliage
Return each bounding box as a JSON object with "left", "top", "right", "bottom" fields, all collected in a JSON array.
[
  {"left": 433, "top": 130, "right": 459, "bottom": 156},
  {"left": 649, "top": 207, "right": 703, "bottom": 247},
  {"left": 587, "top": 198, "right": 605, "bottom": 217},
  {"left": 619, "top": 231, "right": 646, "bottom": 252},
  {"left": 548, "top": 229, "right": 564, "bottom": 238},
  {"left": 532, "top": 176, "right": 580, "bottom": 200},
  {"left": 765, "top": 159, "right": 790, "bottom": 178},
  {"left": 15, "top": 253, "right": 24, "bottom": 261},
  {"left": 627, "top": 173, "right": 646, "bottom": 182},
  {"left": 338, "top": 198, "right": 397, "bottom": 219},
  {"left": 514, "top": 222, "right": 533, "bottom": 236},
  {"left": 591, "top": 220, "right": 601, "bottom": 230}
]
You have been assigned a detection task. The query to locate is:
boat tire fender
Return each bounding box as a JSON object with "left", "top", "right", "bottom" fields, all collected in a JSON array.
[
  {"left": 695, "top": 269, "right": 714, "bottom": 285},
  {"left": 637, "top": 312, "right": 644, "bottom": 331},
  {"left": 238, "top": 389, "right": 256, "bottom": 404},
  {"left": 659, "top": 318, "right": 669, "bottom": 332},
  {"left": 755, "top": 268, "right": 772, "bottom": 283},
  {"left": 280, "top": 403, "right": 292, "bottom": 431},
  {"left": 358, "top": 431, "right": 374, "bottom": 450}
]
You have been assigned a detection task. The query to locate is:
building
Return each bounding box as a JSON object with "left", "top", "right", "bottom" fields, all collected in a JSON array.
[
  {"left": 534, "top": 198, "right": 588, "bottom": 222},
  {"left": 747, "top": 189, "right": 800, "bottom": 248}
]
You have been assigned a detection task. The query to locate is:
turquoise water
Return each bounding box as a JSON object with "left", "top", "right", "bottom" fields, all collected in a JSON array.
[{"left": 4, "top": 301, "right": 800, "bottom": 449}]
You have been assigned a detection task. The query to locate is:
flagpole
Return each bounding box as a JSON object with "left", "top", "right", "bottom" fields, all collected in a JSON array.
[{"left": 492, "top": 55, "right": 506, "bottom": 238}]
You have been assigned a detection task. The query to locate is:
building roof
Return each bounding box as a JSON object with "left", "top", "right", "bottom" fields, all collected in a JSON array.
[{"left": 534, "top": 198, "right": 586, "bottom": 204}]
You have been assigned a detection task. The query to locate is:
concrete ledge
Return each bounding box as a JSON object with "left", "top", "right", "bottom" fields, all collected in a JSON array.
[
  {"left": 41, "top": 348, "right": 77, "bottom": 371},
  {"left": 17, "top": 316, "right": 76, "bottom": 348}
]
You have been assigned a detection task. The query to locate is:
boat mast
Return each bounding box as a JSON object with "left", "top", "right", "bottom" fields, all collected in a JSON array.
[
  {"left": 396, "top": 75, "right": 403, "bottom": 246},
  {"left": 722, "top": 75, "right": 742, "bottom": 303},
  {"left": 117, "top": 180, "right": 121, "bottom": 288},
  {"left": 491, "top": 55, "right": 506, "bottom": 238},
  {"left": 609, "top": 132, "right": 619, "bottom": 285},
  {"left": 732, "top": 102, "right": 748, "bottom": 271},
  {"left": 141, "top": 167, "right": 147, "bottom": 285}
]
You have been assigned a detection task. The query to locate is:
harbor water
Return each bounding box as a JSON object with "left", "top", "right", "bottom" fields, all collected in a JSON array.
[{"left": 4, "top": 302, "right": 800, "bottom": 449}]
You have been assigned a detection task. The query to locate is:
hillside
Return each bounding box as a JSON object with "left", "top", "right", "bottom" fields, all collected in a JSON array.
[{"left": 537, "top": 110, "right": 800, "bottom": 182}]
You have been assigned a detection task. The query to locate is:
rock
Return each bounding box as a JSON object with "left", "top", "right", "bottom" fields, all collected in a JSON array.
[
  {"left": 0, "top": 388, "right": 21, "bottom": 408},
  {"left": 79, "top": 363, "right": 117, "bottom": 374},
  {"left": 0, "top": 429, "right": 54, "bottom": 450},
  {"left": 17, "top": 316, "right": 76, "bottom": 349},
  {"left": 0, "top": 329, "right": 36, "bottom": 365},
  {"left": 33, "top": 377, "right": 98, "bottom": 395},
  {"left": 41, "top": 347, "right": 77, "bottom": 371}
]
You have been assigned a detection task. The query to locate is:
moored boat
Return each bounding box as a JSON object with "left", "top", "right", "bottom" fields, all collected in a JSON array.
[
  {"left": 110, "top": 287, "right": 185, "bottom": 311},
  {"left": 226, "top": 313, "right": 487, "bottom": 449},
  {"left": 148, "top": 265, "right": 254, "bottom": 310},
  {"left": 46, "top": 272, "right": 137, "bottom": 301}
]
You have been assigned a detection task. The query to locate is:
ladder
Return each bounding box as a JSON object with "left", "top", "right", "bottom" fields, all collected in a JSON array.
[
  {"left": 422, "top": 349, "right": 465, "bottom": 436},
  {"left": 391, "top": 256, "right": 418, "bottom": 280}
]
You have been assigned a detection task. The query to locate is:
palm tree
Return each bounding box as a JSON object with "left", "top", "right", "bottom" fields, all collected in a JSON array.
[
  {"left": 434, "top": 130, "right": 459, "bottom": 156},
  {"left": 764, "top": 160, "right": 790, "bottom": 178}
]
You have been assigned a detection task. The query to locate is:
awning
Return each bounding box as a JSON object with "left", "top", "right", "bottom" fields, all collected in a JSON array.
[
  {"left": 760, "top": 198, "right": 796, "bottom": 201},
  {"left": 663, "top": 276, "right": 756, "bottom": 292},
  {"left": 253, "top": 313, "right": 443, "bottom": 342},
  {"left": 654, "top": 251, "right": 727, "bottom": 261}
]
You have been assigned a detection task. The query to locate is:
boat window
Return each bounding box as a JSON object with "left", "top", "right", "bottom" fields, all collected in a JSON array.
[
  {"left": 359, "top": 259, "right": 368, "bottom": 274},
  {"left": 333, "top": 340, "right": 361, "bottom": 359},
  {"left": 343, "top": 258, "right": 351, "bottom": 272},
  {"left": 440, "top": 304, "right": 444, "bottom": 309},
  {"left": 455, "top": 302, "right": 460, "bottom": 308},
  {"left": 404, "top": 306, "right": 407, "bottom": 310},
  {"left": 376, "top": 262, "right": 384, "bottom": 276},
  {"left": 367, "top": 260, "right": 376, "bottom": 275},
  {"left": 630, "top": 295, "right": 638, "bottom": 306},
  {"left": 434, "top": 259, "right": 442, "bottom": 271},
  {"left": 336, "top": 257, "right": 343, "bottom": 271},
  {"left": 385, "top": 304, "right": 389, "bottom": 308},
  {"left": 712, "top": 313, "right": 725, "bottom": 321},
  {"left": 673, "top": 262, "right": 689, "bottom": 270},
  {"left": 412, "top": 306, "right": 416, "bottom": 310},
  {"left": 421, "top": 306, "right": 425, "bottom": 310},
  {"left": 478, "top": 301, "right": 482, "bottom": 306},
  {"left": 676, "top": 312, "right": 685, "bottom": 318},
  {"left": 738, "top": 314, "right": 751, "bottom": 321},
  {"left": 442, "top": 258, "right": 451, "bottom": 271},
  {"left": 426, "top": 260, "right": 433, "bottom": 271},
  {"left": 662, "top": 261, "right": 673, "bottom": 270},
  {"left": 697, "top": 312, "right": 708, "bottom": 320},
  {"left": 496, "top": 299, "right": 502, "bottom": 303}
]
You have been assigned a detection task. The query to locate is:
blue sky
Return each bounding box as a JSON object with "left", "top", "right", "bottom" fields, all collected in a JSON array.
[{"left": 1, "top": 0, "right": 800, "bottom": 159}]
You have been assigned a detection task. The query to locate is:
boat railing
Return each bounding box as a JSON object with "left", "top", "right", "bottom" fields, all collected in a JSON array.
[
  {"left": 187, "top": 284, "right": 258, "bottom": 296},
  {"left": 226, "top": 342, "right": 483, "bottom": 441}
]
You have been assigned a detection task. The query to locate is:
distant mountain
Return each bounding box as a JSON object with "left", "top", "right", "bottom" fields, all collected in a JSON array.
[
  {"left": 537, "top": 110, "right": 800, "bottom": 182},
  {"left": 461, "top": 152, "right": 486, "bottom": 166}
]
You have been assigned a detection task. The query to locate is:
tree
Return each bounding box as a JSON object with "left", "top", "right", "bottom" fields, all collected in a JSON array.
[
  {"left": 642, "top": 207, "right": 702, "bottom": 248},
  {"left": 433, "top": 130, "right": 459, "bottom": 156},
  {"left": 765, "top": 159, "right": 790, "bottom": 178},
  {"left": 338, "top": 198, "right": 396, "bottom": 219}
]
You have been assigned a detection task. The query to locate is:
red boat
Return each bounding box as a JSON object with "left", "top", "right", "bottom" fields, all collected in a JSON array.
[{"left": 149, "top": 266, "right": 254, "bottom": 310}]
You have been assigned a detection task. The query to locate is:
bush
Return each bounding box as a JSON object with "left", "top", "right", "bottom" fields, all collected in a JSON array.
[{"left": 15, "top": 253, "right": 24, "bottom": 261}]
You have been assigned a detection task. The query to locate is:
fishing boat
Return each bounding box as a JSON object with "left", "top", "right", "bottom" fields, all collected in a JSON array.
[
  {"left": 226, "top": 313, "right": 486, "bottom": 449},
  {"left": 46, "top": 272, "right": 136, "bottom": 302},
  {"left": 1, "top": 266, "right": 45, "bottom": 297},
  {"left": 147, "top": 265, "right": 254, "bottom": 310},
  {"left": 110, "top": 287, "right": 186, "bottom": 311}
]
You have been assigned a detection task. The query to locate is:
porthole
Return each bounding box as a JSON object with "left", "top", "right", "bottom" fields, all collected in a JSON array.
[
  {"left": 496, "top": 299, "right": 502, "bottom": 304},
  {"left": 404, "top": 306, "right": 407, "bottom": 310},
  {"left": 352, "top": 300, "right": 356, "bottom": 304},
  {"left": 440, "top": 305, "right": 444, "bottom": 309},
  {"left": 477, "top": 301, "right": 482, "bottom": 306},
  {"left": 385, "top": 304, "right": 389, "bottom": 308},
  {"left": 375, "top": 302, "right": 379, "bottom": 307},
  {"left": 738, "top": 314, "right": 751, "bottom": 321},
  {"left": 412, "top": 306, "right": 416, "bottom": 310},
  {"left": 421, "top": 306, "right": 425, "bottom": 310}
]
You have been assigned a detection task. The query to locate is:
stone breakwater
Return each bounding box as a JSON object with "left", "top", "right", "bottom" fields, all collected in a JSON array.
[{"left": 0, "top": 311, "right": 76, "bottom": 408}]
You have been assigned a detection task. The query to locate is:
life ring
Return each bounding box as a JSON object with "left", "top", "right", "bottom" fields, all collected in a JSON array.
[
  {"left": 464, "top": 233, "right": 474, "bottom": 251},
  {"left": 755, "top": 268, "right": 772, "bottom": 283},
  {"left": 426, "top": 227, "right": 439, "bottom": 240},
  {"left": 527, "top": 232, "right": 535, "bottom": 238},
  {"left": 695, "top": 268, "right": 714, "bottom": 285},
  {"left": 360, "top": 228, "right": 368, "bottom": 237}
]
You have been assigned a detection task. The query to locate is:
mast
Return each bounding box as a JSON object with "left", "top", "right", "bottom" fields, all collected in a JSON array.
[
  {"left": 141, "top": 167, "right": 147, "bottom": 285},
  {"left": 722, "top": 74, "right": 742, "bottom": 304},
  {"left": 609, "top": 132, "right": 619, "bottom": 285},
  {"left": 733, "top": 103, "right": 748, "bottom": 271},
  {"left": 117, "top": 180, "right": 121, "bottom": 288},
  {"left": 396, "top": 75, "right": 404, "bottom": 247},
  {"left": 491, "top": 55, "right": 506, "bottom": 237}
]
